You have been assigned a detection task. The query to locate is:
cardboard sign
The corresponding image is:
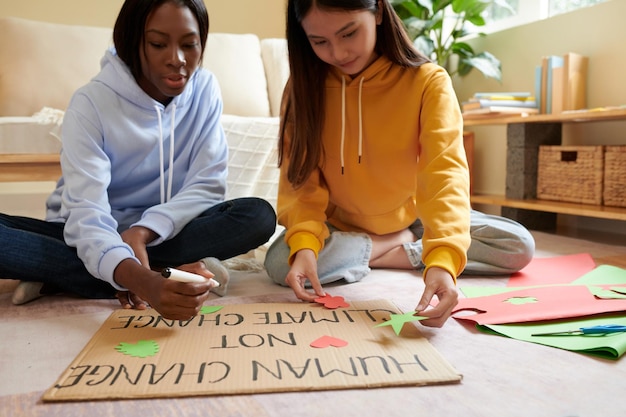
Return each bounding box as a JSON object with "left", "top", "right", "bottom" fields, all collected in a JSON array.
[{"left": 43, "top": 300, "right": 461, "bottom": 401}]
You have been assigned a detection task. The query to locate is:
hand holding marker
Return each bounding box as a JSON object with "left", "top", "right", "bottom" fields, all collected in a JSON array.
[{"left": 161, "top": 267, "right": 220, "bottom": 287}]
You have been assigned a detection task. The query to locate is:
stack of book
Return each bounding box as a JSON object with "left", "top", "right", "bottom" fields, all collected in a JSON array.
[
  {"left": 536, "top": 52, "right": 589, "bottom": 114},
  {"left": 461, "top": 92, "right": 538, "bottom": 118}
]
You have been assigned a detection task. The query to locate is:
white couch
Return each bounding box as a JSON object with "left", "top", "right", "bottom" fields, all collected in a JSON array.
[{"left": 0, "top": 17, "right": 288, "bottom": 216}]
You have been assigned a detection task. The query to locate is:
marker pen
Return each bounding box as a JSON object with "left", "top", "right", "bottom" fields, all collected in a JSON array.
[{"left": 161, "top": 267, "right": 220, "bottom": 287}]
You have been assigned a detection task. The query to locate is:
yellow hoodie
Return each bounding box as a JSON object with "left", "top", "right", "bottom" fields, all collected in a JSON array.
[{"left": 277, "top": 56, "right": 471, "bottom": 279}]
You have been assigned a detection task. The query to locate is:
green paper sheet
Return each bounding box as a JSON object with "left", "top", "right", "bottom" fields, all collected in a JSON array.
[
  {"left": 478, "top": 313, "right": 626, "bottom": 360},
  {"left": 572, "top": 264, "right": 626, "bottom": 285}
]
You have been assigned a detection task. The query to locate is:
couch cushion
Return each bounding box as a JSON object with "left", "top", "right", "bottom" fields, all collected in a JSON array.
[
  {"left": 222, "top": 114, "right": 283, "bottom": 250},
  {"left": 221, "top": 114, "right": 279, "bottom": 209},
  {"left": 0, "top": 17, "right": 112, "bottom": 117},
  {"left": 0, "top": 17, "right": 282, "bottom": 119},
  {"left": 204, "top": 34, "right": 271, "bottom": 117},
  {"left": 260, "top": 38, "right": 290, "bottom": 117}
]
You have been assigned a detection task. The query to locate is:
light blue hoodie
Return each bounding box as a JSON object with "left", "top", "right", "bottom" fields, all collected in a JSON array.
[{"left": 46, "top": 49, "right": 228, "bottom": 290}]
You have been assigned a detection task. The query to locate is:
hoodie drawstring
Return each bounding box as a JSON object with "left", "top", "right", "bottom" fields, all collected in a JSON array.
[
  {"left": 154, "top": 104, "right": 176, "bottom": 204},
  {"left": 340, "top": 78, "right": 346, "bottom": 175},
  {"left": 358, "top": 76, "right": 364, "bottom": 164},
  {"left": 340, "top": 76, "right": 365, "bottom": 175}
]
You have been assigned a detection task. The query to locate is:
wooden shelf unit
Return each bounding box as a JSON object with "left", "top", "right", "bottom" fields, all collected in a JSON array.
[
  {"left": 470, "top": 194, "right": 626, "bottom": 222},
  {"left": 463, "top": 107, "right": 626, "bottom": 127},
  {"left": 465, "top": 108, "right": 626, "bottom": 228},
  {"left": 0, "top": 153, "right": 61, "bottom": 182}
]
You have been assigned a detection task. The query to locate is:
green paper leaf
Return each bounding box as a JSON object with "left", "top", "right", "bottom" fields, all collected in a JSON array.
[
  {"left": 115, "top": 340, "right": 160, "bottom": 358},
  {"left": 200, "top": 305, "right": 224, "bottom": 315},
  {"left": 375, "top": 311, "right": 428, "bottom": 335}
]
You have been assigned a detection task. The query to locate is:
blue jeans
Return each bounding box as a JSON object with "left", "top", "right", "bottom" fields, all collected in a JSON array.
[
  {"left": 264, "top": 210, "right": 535, "bottom": 286},
  {"left": 0, "top": 197, "right": 276, "bottom": 299}
]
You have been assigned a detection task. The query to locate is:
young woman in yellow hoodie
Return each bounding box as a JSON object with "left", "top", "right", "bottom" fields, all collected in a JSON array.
[{"left": 264, "top": 0, "right": 535, "bottom": 327}]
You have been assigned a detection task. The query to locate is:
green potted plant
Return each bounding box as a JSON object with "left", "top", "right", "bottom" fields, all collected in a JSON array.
[{"left": 390, "top": 0, "right": 513, "bottom": 81}]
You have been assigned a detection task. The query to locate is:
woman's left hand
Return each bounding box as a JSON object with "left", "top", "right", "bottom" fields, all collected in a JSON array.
[
  {"left": 116, "top": 290, "right": 149, "bottom": 310},
  {"left": 121, "top": 226, "right": 158, "bottom": 268}
]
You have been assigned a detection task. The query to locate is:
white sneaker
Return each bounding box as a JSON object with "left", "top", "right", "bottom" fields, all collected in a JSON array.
[
  {"left": 201, "top": 257, "right": 229, "bottom": 297},
  {"left": 12, "top": 281, "right": 44, "bottom": 305}
]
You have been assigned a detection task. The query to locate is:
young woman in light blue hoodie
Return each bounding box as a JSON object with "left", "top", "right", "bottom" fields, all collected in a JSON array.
[{"left": 0, "top": 0, "right": 276, "bottom": 319}]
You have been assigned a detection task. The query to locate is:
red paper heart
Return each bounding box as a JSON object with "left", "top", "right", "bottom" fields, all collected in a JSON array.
[
  {"left": 314, "top": 294, "right": 349, "bottom": 309},
  {"left": 310, "top": 335, "right": 349, "bottom": 348}
]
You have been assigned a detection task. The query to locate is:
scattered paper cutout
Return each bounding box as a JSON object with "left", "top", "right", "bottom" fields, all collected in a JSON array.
[
  {"left": 588, "top": 284, "right": 626, "bottom": 299},
  {"left": 375, "top": 311, "right": 428, "bottom": 335},
  {"left": 508, "top": 253, "right": 596, "bottom": 287},
  {"left": 310, "top": 335, "right": 349, "bottom": 348},
  {"left": 314, "top": 294, "right": 349, "bottom": 309},
  {"left": 115, "top": 340, "right": 160, "bottom": 358},
  {"left": 451, "top": 284, "right": 626, "bottom": 325},
  {"left": 504, "top": 296, "right": 538, "bottom": 305},
  {"left": 200, "top": 305, "right": 224, "bottom": 315}
]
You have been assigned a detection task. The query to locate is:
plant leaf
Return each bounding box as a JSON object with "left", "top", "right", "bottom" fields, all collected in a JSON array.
[
  {"left": 452, "top": 0, "right": 491, "bottom": 18},
  {"left": 414, "top": 36, "right": 435, "bottom": 57},
  {"left": 451, "top": 41, "right": 475, "bottom": 57},
  {"left": 462, "top": 52, "right": 502, "bottom": 81},
  {"left": 432, "top": 0, "right": 452, "bottom": 14},
  {"left": 391, "top": 0, "right": 503, "bottom": 80},
  {"left": 394, "top": 0, "right": 428, "bottom": 18}
]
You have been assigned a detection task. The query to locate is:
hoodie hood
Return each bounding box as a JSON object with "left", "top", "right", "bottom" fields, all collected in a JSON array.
[{"left": 97, "top": 48, "right": 196, "bottom": 113}]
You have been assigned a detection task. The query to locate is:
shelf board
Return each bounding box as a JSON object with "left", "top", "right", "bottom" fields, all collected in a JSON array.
[
  {"left": 463, "top": 108, "right": 626, "bottom": 127},
  {"left": 471, "top": 194, "right": 626, "bottom": 221},
  {"left": 0, "top": 153, "right": 61, "bottom": 182}
]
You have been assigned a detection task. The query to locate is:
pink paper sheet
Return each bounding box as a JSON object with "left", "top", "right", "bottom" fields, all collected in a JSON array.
[
  {"left": 507, "top": 253, "right": 596, "bottom": 287},
  {"left": 451, "top": 284, "right": 626, "bottom": 325}
]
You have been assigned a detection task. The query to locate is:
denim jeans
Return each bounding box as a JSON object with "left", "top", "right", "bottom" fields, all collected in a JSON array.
[
  {"left": 264, "top": 210, "right": 535, "bottom": 286},
  {"left": 0, "top": 197, "right": 276, "bottom": 299}
]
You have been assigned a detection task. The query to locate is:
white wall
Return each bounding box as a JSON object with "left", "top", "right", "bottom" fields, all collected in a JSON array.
[{"left": 0, "top": 0, "right": 286, "bottom": 39}]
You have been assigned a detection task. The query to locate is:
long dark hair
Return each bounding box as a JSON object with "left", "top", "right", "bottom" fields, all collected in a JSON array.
[
  {"left": 280, "top": 0, "right": 430, "bottom": 187},
  {"left": 113, "top": 0, "right": 209, "bottom": 81}
]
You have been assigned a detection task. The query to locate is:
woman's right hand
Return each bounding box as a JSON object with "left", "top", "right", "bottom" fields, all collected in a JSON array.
[
  {"left": 414, "top": 266, "right": 459, "bottom": 328},
  {"left": 285, "top": 249, "right": 326, "bottom": 302}
]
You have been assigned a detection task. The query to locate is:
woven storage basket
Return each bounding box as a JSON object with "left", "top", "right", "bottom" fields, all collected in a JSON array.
[
  {"left": 537, "top": 145, "right": 604, "bottom": 205},
  {"left": 603, "top": 145, "right": 626, "bottom": 207}
]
